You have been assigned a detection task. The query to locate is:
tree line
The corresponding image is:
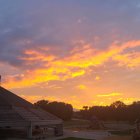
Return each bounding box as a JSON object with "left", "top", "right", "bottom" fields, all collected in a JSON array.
[
  {"left": 34, "top": 100, "right": 140, "bottom": 122},
  {"left": 34, "top": 100, "right": 73, "bottom": 121},
  {"left": 78, "top": 101, "right": 140, "bottom": 122}
]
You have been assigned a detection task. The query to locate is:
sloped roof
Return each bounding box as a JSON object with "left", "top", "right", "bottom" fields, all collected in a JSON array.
[
  {"left": 0, "top": 87, "right": 62, "bottom": 126},
  {"left": 0, "top": 86, "right": 33, "bottom": 108}
]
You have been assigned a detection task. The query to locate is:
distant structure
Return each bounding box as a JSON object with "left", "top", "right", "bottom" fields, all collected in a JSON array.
[
  {"left": 0, "top": 75, "right": 1, "bottom": 86},
  {"left": 89, "top": 116, "right": 104, "bottom": 129},
  {"left": 0, "top": 86, "right": 63, "bottom": 139},
  {"left": 132, "top": 118, "right": 140, "bottom": 140}
]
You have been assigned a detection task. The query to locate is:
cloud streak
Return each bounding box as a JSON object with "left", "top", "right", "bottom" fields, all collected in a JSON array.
[
  {"left": 2, "top": 40, "right": 140, "bottom": 89},
  {"left": 97, "top": 92, "right": 122, "bottom": 97}
]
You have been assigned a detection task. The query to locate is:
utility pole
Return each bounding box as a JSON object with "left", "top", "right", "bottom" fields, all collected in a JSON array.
[{"left": 0, "top": 75, "right": 1, "bottom": 87}]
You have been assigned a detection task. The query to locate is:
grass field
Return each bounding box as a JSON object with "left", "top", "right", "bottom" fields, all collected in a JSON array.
[
  {"left": 108, "top": 130, "right": 132, "bottom": 136},
  {"left": 64, "top": 119, "right": 90, "bottom": 128},
  {"left": 59, "top": 137, "right": 94, "bottom": 140}
]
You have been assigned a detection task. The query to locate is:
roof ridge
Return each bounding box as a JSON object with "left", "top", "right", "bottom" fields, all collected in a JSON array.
[{"left": 0, "top": 86, "right": 33, "bottom": 108}]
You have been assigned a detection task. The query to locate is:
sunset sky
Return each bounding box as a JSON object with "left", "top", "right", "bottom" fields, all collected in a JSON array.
[{"left": 0, "top": 0, "right": 140, "bottom": 109}]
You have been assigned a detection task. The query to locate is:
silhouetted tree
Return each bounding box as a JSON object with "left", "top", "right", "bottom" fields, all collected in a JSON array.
[
  {"left": 110, "top": 101, "right": 126, "bottom": 108},
  {"left": 83, "top": 106, "right": 89, "bottom": 110},
  {"left": 34, "top": 100, "right": 73, "bottom": 121},
  {"left": 34, "top": 100, "right": 49, "bottom": 110},
  {"left": 78, "top": 101, "right": 140, "bottom": 122},
  {"left": 80, "top": 106, "right": 90, "bottom": 119}
]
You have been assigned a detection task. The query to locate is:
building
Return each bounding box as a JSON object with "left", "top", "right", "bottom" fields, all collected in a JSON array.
[{"left": 0, "top": 86, "right": 63, "bottom": 139}]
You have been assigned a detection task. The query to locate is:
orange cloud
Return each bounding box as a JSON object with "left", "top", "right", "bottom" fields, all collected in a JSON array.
[
  {"left": 97, "top": 92, "right": 122, "bottom": 97},
  {"left": 72, "top": 70, "right": 85, "bottom": 78},
  {"left": 20, "top": 94, "right": 60, "bottom": 103},
  {"left": 3, "top": 40, "right": 140, "bottom": 89},
  {"left": 113, "top": 52, "right": 140, "bottom": 67},
  {"left": 119, "top": 97, "right": 140, "bottom": 104},
  {"left": 95, "top": 76, "right": 100, "bottom": 80},
  {"left": 76, "top": 84, "right": 87, "bottom": 90},
  {"left": 21, "top": 49, "right": 56, "bottom": 62}
]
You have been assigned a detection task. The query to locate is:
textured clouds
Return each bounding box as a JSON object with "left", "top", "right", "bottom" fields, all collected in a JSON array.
[
  {"left": 3, "top": 40, "right": 140, "bottom": 89},
  {"left": 0, "top": 0, "right": 140, "bottom": 108}
]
